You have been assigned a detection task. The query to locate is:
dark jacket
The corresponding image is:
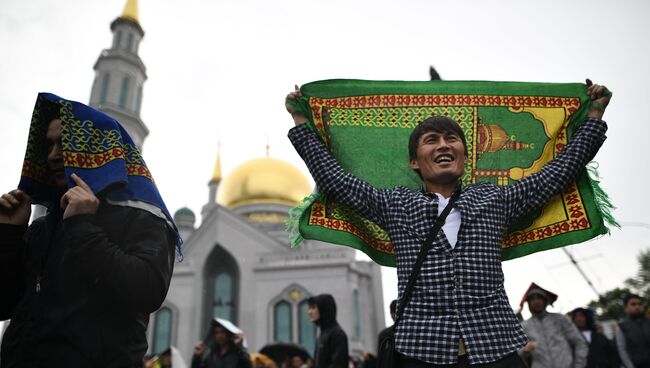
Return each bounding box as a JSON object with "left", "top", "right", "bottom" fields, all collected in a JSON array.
[
  {"left": 190, "top": 344, "right": 252, "bottom": 368},
  {"left": 309, "top": 294, "right": 349, "bottom": 368},
  {"left": 0, "top": 203, "right": 175, "bottom": 368},
  {"left": 619, "top": 315, "right": 650, "bottom": 367},
  {"left": 585, "top": 331, "right": 620, "bottom": 368},
  {"left": 377, "top": 325, "right": 394, "bottom": 354}
]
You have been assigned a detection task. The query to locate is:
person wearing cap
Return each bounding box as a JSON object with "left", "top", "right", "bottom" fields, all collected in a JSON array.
[
  {"left": 569, "top": 307, "right": 620, "bottom": 368},
  {"left": 191, "top": 319, "right": 252, "bottom": 368},
  {"left": 615, "top": 293, "right": 650, "bottom": 368},
  {"left": 519, "top": 283, "right": 588, "bottom": 368},
  {"left": 307, "top": 294, "right": 349, "bottom": 368}
]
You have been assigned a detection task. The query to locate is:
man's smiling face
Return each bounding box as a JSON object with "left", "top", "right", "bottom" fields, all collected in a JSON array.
[{"left": 409, "top": 130, "right": 467, "bottom": 187}]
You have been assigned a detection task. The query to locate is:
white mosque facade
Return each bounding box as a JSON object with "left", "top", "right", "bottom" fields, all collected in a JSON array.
[
  {"left": 149, "top": 156, "right": 386, "bottom": 359},
  {"left": 86, "top": 0, "right": 387, "bottom": 361}
]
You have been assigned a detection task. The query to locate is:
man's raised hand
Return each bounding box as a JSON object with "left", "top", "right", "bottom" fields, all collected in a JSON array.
[
  {"left": 286, "top": 85, "right": 308, "bottom": 126},
  {"left": 60, "top": 173, "right": 100, "bottom": 219},
  {"left": 0, "top": 189, "right": 32, "bottom": 225},
  {"left": 586, "top": 79, "right": 611, "bottom": 119}
]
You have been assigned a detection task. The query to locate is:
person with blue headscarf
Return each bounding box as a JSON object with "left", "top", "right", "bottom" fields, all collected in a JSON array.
[{"left": 0, "top": 93, "right": 181, "bottom": 368}]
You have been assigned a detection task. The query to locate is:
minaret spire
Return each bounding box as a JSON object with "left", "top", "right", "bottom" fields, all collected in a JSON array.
[
  {"left": 265, "top": 133, "right": 270, "bottom": 157},
  {"left": 88, "top": 0, "right": 148, "bottom": 148},
  {"left": 203, "top": 143, "right": 223, "bottom": 219},
  {"left": 211, "top": 143, "right": 222, "bottom": 183},
  {"left": 120, "top": 0, "right": 140, "bottom": 24}
]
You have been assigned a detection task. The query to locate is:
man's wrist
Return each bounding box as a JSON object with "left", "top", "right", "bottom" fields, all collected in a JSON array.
[
  {"left": 587, "top": 109, "right": 604, "bottom": 120},
  {"left": 292, "top": 112, "right": 308, "bottom": 125},
  {"left": 587, "top": 101, "right": 606, "bottom": 120}
]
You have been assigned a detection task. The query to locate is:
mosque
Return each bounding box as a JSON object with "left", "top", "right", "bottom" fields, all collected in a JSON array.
[{"left": 86, "top": 0, "right": 386, "bottom": 361}]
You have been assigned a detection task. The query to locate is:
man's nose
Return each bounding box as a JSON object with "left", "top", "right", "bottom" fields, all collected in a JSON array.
[
  {"left": 48, "top": 144, "right": 62, "bottom": 160},
  {"left": 437, "top": 137, "right": 451, "bottom": 149}
]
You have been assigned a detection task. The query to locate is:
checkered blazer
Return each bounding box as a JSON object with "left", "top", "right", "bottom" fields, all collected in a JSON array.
[{"left": 289, "top": 118, "right": 607, "bottom": 364}]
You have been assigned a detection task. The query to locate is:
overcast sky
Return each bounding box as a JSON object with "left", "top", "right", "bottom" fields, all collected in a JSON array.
[{"left": 1, "top": 0, "right": 649, "bottom": 324}]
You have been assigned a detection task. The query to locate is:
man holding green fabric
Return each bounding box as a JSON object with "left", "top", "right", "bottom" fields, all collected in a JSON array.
[{"left": 286, "top": 80, "right": 610, "bottom": 367}]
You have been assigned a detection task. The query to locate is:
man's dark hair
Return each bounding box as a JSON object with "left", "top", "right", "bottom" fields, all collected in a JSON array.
[
  {"left": 307, "top": 294, "right": 337, "bottom": 327},
  {"left": 624, "top": 293, "right": 642, "bottom": 306},
  {"left": 408, "top": 116, "right": 468, "bottom": 161},
  {"left": 389, "top": 299, "right": 397, "bottom": 315}
]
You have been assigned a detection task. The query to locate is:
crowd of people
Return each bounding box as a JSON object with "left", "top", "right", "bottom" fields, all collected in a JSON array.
[{"left": 143, "top": 290, "right": 649, "bottom": 368}]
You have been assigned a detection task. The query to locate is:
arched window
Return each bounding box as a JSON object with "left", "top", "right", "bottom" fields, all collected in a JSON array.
[
  {"left": 203, "top": 245, "right": 239, "bottom": 334},
  {"left": 135, "top": 85, "right": 143, "bottom": 113},
  {"left": 119, "top": 76, "right": 130, "bottom": 109},
  {"left": 113, "top": 30, "right": 122, "bottom": 48},
  {"left": 212, "top": 272, "right": 233, "bottom": 321},
  {"left": 100, "top": 73, "right": 110, "bottom": 104},
  {"left": 298, "top": 300, "right": 316, "bottom": 355},
  {"left": 274, "top": 301, "right": 292, "bottom": 342},
  {"left": 353, "top": 290, "right": 361, "bottom": 337},
  {"left": 152, "top": 307, "right": 172, "bottom": 354},
  {"left": 127, "top": 33, "right": 134, "bottom": 52}
]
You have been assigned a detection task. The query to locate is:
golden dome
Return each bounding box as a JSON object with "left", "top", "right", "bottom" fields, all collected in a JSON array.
[{"left": 217, "top": 157, "right": 313, "bottom": 209}]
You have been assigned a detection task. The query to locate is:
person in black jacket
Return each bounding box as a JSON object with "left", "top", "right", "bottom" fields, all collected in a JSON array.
[
  {"left": 570, "top": 307, "right": 620, "bottom": 368},
  {"left": 0, "top": 94, "right": 178, "bottom": 368},
  {"left": 191, "top": 319, "right": 252, "bottom": 368},
  {"left": 616, "top": 294, "right": 650, "bottom": 368},
  {"left": 307, "top": 294, "right": 349, "bottom": 368},
  {"left": 377, "top": 299, "right": 397, "bottom": 354}
]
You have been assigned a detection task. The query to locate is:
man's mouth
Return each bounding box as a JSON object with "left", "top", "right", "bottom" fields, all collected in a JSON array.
[
  {"left": 49, "top": 167, "right": 65, "bottom": 175},
  {"left": 433, "top": 154, "right": 454, "bottom": 164}
]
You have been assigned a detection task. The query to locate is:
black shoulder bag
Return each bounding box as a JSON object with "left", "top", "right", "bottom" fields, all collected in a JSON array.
[{"left": 377, "top": 189, "right": 460, "bottom": 368}]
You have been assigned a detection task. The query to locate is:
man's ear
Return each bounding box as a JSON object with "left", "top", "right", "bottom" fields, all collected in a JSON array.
[{"left": 409, "top": 159, "right": 419, "bottom": 170}]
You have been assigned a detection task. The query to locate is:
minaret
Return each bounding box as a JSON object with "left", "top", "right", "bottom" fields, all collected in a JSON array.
[
  {"left": 89, "top": 0, "right": 149, "bottom": 148},
  {"left": 202, "top": 148, "right": 222, "bottom": 219}
]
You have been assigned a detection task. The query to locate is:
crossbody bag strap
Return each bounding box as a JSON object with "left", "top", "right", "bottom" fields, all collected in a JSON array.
[{"left": 393, "top": 187, "right": 461, "bottom": 327}]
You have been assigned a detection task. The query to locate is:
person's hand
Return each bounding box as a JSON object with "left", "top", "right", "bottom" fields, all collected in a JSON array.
[
  {"left": 233, "top": 332, "right": 244, "bottom": 346},
  {"left": 586, "top": 79, "right": 611, "bottom": 120},
  {"left": 522, "top": 341, "right": 536, "bottom": 353},
  {"left": 0, "top": 189, "right": 32, "bottom": 225},
  {"left": 286, "top": 85, "right": 308, "bottom": 126},
  {"left": 60, "top": 173, "right": 100, "bottom": 220},
  {"left": 193, "top": 341, "right": 205, "bottom": 356}
]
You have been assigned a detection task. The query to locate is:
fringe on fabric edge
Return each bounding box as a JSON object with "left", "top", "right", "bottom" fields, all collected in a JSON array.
[
  {"left": 286, "top": 193, "right": 321, "bottom": 247},
  {"left": 586, "top": 161, "right": 620, "bottom": 232}
]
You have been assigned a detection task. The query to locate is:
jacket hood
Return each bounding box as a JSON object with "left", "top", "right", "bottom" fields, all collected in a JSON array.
[
  {"left": 570, "top": 307, "right": 596, "bottom": 331},
  {"left": 308, "top": 294, "right": 337, "bottom": 327}
]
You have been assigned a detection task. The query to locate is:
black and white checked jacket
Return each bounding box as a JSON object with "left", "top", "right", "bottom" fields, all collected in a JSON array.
[{"left": 289, "top": 118, "right": 607, "bottom": 365}]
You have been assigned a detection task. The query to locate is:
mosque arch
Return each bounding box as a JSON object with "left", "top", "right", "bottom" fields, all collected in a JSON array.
[
  {"left": 268, "top": 284, "right": 316, "bottom": 354},
  {"left": 100, "top": 72, "right": 111, "bottom": 104},
  {"left": 151, "top": 302, "right": 179, "bottom": 354},
  {"left": 119, "top": 75, "right": 130, "bottom": 109},
  {"left": 202, "top": 244, "right": 240, "bottom": 338}
]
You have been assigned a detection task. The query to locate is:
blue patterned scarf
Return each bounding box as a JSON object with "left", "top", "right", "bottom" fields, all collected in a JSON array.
[{"left": 18, "top": 92, "right": 182, "bottom": 255}]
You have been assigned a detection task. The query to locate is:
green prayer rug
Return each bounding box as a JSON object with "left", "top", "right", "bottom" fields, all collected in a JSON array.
[{"left": 287, "top": 79, "right": 617, "bottom": 267}]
